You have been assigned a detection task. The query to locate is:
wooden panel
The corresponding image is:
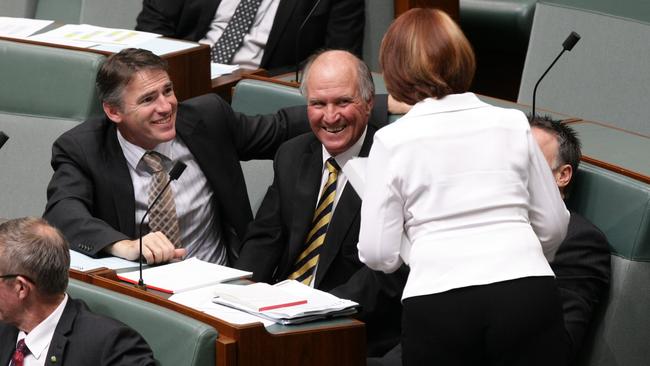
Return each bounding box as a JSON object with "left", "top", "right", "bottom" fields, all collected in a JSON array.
[{"left": 394, "top": 0, "right": 459, "bottom": 20}]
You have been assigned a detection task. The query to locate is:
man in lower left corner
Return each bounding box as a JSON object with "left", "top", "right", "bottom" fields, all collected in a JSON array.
[{"left": 0, "top": 217, "right": 156, "bottom": 365}]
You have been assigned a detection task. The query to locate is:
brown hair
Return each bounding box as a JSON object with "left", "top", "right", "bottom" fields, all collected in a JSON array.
[{"left": 380, "top": 8, "right": 476, "bottom": 104}]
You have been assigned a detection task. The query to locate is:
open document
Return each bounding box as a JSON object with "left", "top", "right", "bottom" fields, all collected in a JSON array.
[
  {"left": 117, "top": 257, "right": 252, "bottom": 294},
  {"left": 212, "top": 280, "right": 358, "bottom": 325}
]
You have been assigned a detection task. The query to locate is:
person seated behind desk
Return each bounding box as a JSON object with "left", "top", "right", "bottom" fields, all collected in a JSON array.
[
  {"left": 235, "top": 50, "right": 407, "bottom": 358},
  {"left": 0, "top": 217, "right": 155, "bottom": 365},
  {"left": 136, "top": 0, "right": 365, "bottom": 72},
  {"left": 43, "top": 47, "right": 313, "bottom": 266},
  {"left": 530, "top": 115, "right": 611, "bottom": 363}
]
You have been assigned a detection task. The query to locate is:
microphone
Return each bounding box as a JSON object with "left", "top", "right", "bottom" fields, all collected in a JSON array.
[
  {"left": 137, "top": 160, "right": 187, "bottom": 289},
  {"left": 531, "top": 31, "right": 581, "bottom": 117},
  {"left": 0, "top": 131, "right": 8, "bottom": 150},
  {"left": 294, "top": 0, "right": 323, "bottom": 83}
]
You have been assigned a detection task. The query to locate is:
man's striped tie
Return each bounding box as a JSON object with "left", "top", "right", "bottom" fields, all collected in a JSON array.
[
  {"left": 288, "top": 158, "right": 340, "bottom": 285},
  {"left": 142, "top": 151, "right": 181, "bottom": 247}
]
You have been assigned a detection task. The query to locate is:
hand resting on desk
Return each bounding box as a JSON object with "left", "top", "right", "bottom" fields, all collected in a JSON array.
[{"left": 106, "top": 231, "right": 186, "bottom": 264}]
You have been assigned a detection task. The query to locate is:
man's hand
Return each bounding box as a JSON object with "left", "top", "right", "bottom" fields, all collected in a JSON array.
[
  {"left": 387, "top": 94, "right": 413, "bottom": 115},
  {"left": 107, "top": 232, "right": 186, "bottom": 264}
]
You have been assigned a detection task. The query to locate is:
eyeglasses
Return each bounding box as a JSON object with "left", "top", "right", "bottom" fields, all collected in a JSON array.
[{"left": 0, "top": 274, "right": 33, "bottom": 282}]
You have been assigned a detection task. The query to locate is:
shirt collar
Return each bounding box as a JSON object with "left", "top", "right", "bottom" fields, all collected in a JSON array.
[
  {"left": 321, "top": 126, "right": 367, "bottom": 168},
  {"left": 116, "top": 129, "right": 175, "bottom": 171},
  {"left": 406, "top": 92, "right": 489, "bottom": 118},
  {"left": 19, "top": 294, "right": 68, "bottom": 361}
]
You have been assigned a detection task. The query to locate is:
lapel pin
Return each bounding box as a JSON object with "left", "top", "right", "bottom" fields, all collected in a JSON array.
[{"left": 50, "top": 355, "right": 57, "bottom": 363}]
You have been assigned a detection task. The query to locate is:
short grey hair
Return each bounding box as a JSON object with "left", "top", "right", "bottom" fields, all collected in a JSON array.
[
  {"left": 0, "top": 217, "right": 69, "bottom": 296},
  {"left": 300, "top": 49, "right": 375, "bottom": 103}
]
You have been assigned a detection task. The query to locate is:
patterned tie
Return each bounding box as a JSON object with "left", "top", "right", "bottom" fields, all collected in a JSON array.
[
  {"left": 289, "top": 158, "right": 340, "bottom": 285},
  {"left": 10, "top": 339, "right": 29, "bottom": 366},
  {"left": 141, "top": 152, "right": 181, "bottom": 247},
  {"left": 211, "top": 0, "right": 264, "bottom": 64}
]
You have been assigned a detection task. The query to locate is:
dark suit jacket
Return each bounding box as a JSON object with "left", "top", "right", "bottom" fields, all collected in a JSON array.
[
  {"left": 551, "top": 212, "right": 611, "bottom": 362},
  {"left": 235, "top": 123, "right": 406, "bottom": 356},
  {"left": 135, "top": 0, "right": 364, "bottom": 71},
  {"left": 44, "top": 94, "right": 308, "bottom": 263},
  {"left": 0, "top": 297, "right": 154, "bottom": 365}
]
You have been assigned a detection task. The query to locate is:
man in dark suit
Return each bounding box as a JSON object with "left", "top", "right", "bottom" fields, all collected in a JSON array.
[
  {"left": 135, "top": 0, "right": 364, "bottom": 72},
  {"left": 0, "top": 217, "right": 155, "bottom": 365},
  {"left": 44, "top": 48, "right": 309, "bottom": 265},
  {"left": 530, "top": 115, "right": 611, "bottom": 362},
  {"left": 235, "top": 50, "right": 406, "bottom": 357}
]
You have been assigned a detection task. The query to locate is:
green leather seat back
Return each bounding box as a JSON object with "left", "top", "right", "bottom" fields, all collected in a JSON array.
[
  {"left": 67, "top": 279, "right": 217, "bottom": 366},
  {"left": 231, "top": 79, "right": 306, "bottom": 215},
  {"left": 35, "top": 0, "right": 82, "bottom": 24},
  {"left": 0, "top": 0, "right": 38, "bottom": 17},
  {"left": 0, "top": 40, "right": 105, "bottom": 218},
  {"left": 0, "top": 39, "right": 103, "bottom": 120},
  {"left": 566, "top": 164, "right": 650, "bottom": 366}
]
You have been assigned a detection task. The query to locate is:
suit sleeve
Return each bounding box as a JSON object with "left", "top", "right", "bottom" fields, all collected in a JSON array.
[
  {"left": 43, "top": 133, "right": 129, "bottom": 256},
  {"left": 325, "top": 0, "right": 365, "bottom": 57},
  {"left": 100, "top": 324, "right": 156, "bottom": 366},
  {"left": 234, "top": 150, "right": 287, "bottom": 282},
  {"left": 135, "top": 0, "right": 184, "bottom": 36}
]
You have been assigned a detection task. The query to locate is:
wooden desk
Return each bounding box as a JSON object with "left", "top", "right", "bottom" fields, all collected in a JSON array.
[
  {"left": 70, "top": 269, "right": 365, "bottom": 366},
  {"left": 211, "top": 69, "right": 268, "bottom": 103},
  {"left": 0, "top": 35, "right": 211, "bottom": 102}
]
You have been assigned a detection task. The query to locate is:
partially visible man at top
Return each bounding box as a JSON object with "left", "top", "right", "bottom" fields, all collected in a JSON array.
[
  {"left": 235, "top": 50, "right": 406, "bottom": 358},
  {"left": 530, "top": 115, "right": 611, "bottom": 362},
  {"left": 135, "top": 0, "right": 365, "bottom": 71},
  {"left": 43, "top": 48, "right": 312, "bottom": 265},
  {"left": 0, "top": 217, "right": 155, "bottom": 365}
]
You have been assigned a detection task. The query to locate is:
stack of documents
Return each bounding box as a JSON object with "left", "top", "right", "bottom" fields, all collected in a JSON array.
[
  {"left": 212, "top": 280, "right": 358, "bottom": 325},
  {"left": 117, "top": 258, "right": 252, "bottom": 294}
]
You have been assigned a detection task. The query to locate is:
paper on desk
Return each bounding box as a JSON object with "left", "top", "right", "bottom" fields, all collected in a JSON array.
[
  {"left": 0, "top": 17, "right": 53, "bottom": 38},
  {"left": 169, "top": 285, "right": 275, "bottom": 327},
  {"left": 28, "top": 24, "right": 160, "bottom": 47},
  {"left": 69, "top": 250, "right": 142, "bottom": 272},
  {"left": 90, "top": 37, "right": 198, "bottom": 56},
  {"left": 211, "top": 63, "right": 240, "bottom": 78},
  {"left": 117, "top": 257, "right": 252, "bottom": 294}
]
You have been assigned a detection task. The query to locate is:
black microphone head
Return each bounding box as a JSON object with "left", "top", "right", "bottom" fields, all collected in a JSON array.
[
  {"left": 0, "top": 131, "right": 8, "bottom": 150},
  {"left": 563, "top": 31, "right": 581, "bottom": 51},
  {"left": 169, "top": 161, "right": 187, "bottom": 181}
]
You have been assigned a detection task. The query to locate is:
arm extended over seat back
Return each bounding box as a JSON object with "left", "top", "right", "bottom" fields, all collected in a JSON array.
[
  {"left": 67, "top": 279, "right": 218, "bottom": 366},
  {"left": 566, "top": 163, "right": 650, "bottom": 366},
  {"left": 0, "top": 39, "right": 104, "bottom": 218}
]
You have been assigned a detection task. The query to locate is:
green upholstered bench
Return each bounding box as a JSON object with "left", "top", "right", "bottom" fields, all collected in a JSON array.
[
  {"left": 0, "top": 39, "right": 104, "bottom": 218},
  {"left": 567, "top": 166, "right": 650, "bottom": 366},
  {"left": 67, "top": 279, "right": 218, "bottom": 366}
]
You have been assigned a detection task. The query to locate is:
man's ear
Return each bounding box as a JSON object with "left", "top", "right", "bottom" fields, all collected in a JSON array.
[
  {"left": 556, "top": 164, "right": 573, "bottom": 190},
  {"left": 14, "top": 276, "right": 33, "bottom": 300},
  {"left": 103, "top": 102, "right": 123, "bottom": 123}
]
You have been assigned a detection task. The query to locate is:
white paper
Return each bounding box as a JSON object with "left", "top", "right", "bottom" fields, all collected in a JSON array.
[
  {"left": 0, "top": 17, "right": 53, "bottom": 38},
  {"left": 27, "top": 24, "right": 160, "bottom": 47},
  {"left": 69, "top": 250, "right": 142, "bottom": 271},
  {"left": 169, "top": 285, "right": 275, "bottom": 327},
  {"left": 117, "top": 257, "right": 252, "bottom": 293},
  {"left": 211, "top": 63, "right": 240, "bottom": 78}
]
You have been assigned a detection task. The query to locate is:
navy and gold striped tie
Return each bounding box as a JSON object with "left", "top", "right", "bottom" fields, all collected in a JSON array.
[{"left": 288, "top": 158, "right": 340, "bottom": 285}]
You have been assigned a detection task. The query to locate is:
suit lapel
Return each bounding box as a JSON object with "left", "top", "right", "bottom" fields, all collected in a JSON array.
[
  {"left": 0, "top": 325, "right": 18, "bottom": 365},
  {"left": 314, "top": 126, "right": 376, "bottom": 287},
  {"left": 284, "top": 139, "right": 322, "bottom": 276},
  {"left": 46, "top": 299, "right": 78, "bottom": 363},
  {"left": 103, "top": 122, "right": 136, "bottom": 236},
  {"left": 261, "top": 0, "right": 299, "bottom": 67}
]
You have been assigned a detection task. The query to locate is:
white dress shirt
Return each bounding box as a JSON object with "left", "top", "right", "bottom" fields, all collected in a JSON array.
[
  {"left": 14, "top": 295, "right": 68, "bottom": 366},
  {"left": 117, "top": 131, "right": 227, "bottom": 264},
  {"left": 357, "top": 93, "right": 570, "bottom": 300},
  {"left": 200, "top": 0, "right": 281, "bottom": 69}
]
